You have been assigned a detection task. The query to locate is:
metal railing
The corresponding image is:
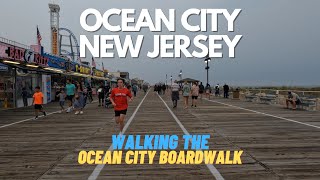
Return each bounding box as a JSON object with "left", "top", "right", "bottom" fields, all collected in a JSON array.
[
  {"left": 0, "top": 36, "right": 31, "bottom": 49},
  {"left": 243, "top": 88, "right": 320, "bottom": 97},
  {"left": 241, "top": 88, "right": 320, "bottom": 110}
]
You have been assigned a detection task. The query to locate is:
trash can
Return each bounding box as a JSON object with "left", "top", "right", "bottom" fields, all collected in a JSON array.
[{"left": 233, "top": 89, "right": 240, "bottom": 99}]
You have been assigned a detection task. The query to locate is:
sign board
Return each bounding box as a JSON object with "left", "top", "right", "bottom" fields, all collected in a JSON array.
[
  {"left": 0, "top": 42, "right": 48, "bottom": 66},
  {"left": 52, "top": 29, "right": 58, "bottom": 55},
  {"left": 0, "top": 63, "right": 8, "bottom": 71},
  {"left": 44, "top": 53, "right": 66, "bottom": 70}
]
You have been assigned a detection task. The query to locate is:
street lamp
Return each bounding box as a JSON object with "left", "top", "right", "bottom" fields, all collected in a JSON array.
[
  {"left": 170, "top": 75, "right": 173, "bottom": 85},
  {"left": 179, "top": 70, "right": 182, "bottom": 80},
  {"left": 204, "top": 57, "right": 211, "bottom": 86}
]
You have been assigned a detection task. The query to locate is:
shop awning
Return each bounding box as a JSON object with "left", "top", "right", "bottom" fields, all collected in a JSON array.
[
  {"left": 92, "top": 76, "right": 109, "bottom": 81},
  {"left": 63, "top": 72, "right": 90, "bottom": 78}
]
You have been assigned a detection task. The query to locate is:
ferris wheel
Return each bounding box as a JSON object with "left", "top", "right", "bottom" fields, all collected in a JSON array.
[{"left": 59, "top": 28, "right": 81, "bottom": 63}]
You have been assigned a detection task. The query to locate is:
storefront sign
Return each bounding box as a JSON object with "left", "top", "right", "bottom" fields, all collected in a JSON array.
[
  {"left": 46, "top": 75, "right": 51, "bottom": 102},
  {"left": 52, "top": 29, "right": 58, "bottom": 55},
  {"left": 41, "top": 74, "right": 51, "bottom": 104},
  {"left": 0, "top": 42, "right": 48, "bottom": 66},
  {"left": 44, "top": 53, "right": 66, "bottom": 70},
  {"left": 0, "top": 63, "right": 8, "bottom": 71},
  {"left": 34, "top": 54, "right": 48, "bottom": 66},
  {"left": 0, "top": 43, "right": 25, "bottom": 61},
  {"left": 94, "top": 69, "right": 104, "bottom": 77},
  {"left": 66, "top": 61, "right": 76, "bottom": 72},
  {"left": 76, "top": 64, "right": 91, "bottom": 75}
]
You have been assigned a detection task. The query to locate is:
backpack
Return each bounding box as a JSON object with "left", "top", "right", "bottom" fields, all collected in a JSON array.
[{"left": 184, "top": 85, "right": 190, "bottom": 93}]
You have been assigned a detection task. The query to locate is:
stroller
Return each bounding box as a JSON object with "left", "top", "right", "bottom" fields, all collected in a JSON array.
[{"left": 105, "top": 92, "right": 112, "bottom": 108}]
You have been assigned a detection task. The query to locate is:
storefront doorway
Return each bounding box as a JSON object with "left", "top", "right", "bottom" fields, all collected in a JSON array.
[
  {"left": 15, "top": 69, "right": 42, "bottom": 108},
  {"left": 0, "top": 63, "right": 15, "bottom": 109}
]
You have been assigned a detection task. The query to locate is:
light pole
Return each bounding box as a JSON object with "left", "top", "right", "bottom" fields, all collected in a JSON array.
[
  {"left": 170, "top": 75, "right": 173, "bottom": 86},
  {"left": 204, "top": 57, "right": 211, "bottom": 86},
  {"left": 179, "top": 70, "right": 182, "bottom": 80},
  {"left": 166, "top": 74, "right": 167, "bottom": 86}
]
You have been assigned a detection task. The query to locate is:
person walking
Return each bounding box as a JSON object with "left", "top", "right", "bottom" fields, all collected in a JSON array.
[
  {"left": 74, "top": 82, "right": 85, "bottom": 115},
  {"left": 82, "top": 81, "right": 88, "bottom": 107},
  {"left": 205, "top": 83, "right": 211, "bottom": 100},
  {"left": 65, "top": 79, "right": 76, "bottom": 113},
  {"left": 223, "top": 84, "right": 230, "bottom": 98},
  {"left": 199, "top": 82, "right": 205, "bottom": 100},
  {"left": 154, "top": 84, "right": 157, "bottom": 92},
  {"left": 97, "top": 82, "right": 105, "bottom": 107},
  {"left": 132, "top": 84, "right": 138, "bottom": 97},
  {"left": 22, "top": 87, "right": 28, "bottom": 107},
  {"left": 110, "top": 79, "right": 133, "bottom": 133},
  {"left": 86, "top": 85, "right": 93, "bottom": 103},
  {"left": 182, "top": 81, "right": 191, "bottom": 109},
  {"left": 157, "top": 84, "right": 162, "bottom": 95},
  {"left": 171, "top": 80, "right": 180, "bottom": 108},
  {"left": 143, "top": 83, "right": 148, "bottom": 94},
  {"left": 162, "top": 84, "right": 166, "bottom": 95},
  {"left": 215, "top": 83, "right": 220, "bottom": 97},
  {"left": 32, "top": 86, "right": 47, "bottom": 120},
  {"left": 191, "top": 82, "right": 199, "bottom": 107},
  {"left": 56, "top": 89, "right": 66, "bottom": 113}
]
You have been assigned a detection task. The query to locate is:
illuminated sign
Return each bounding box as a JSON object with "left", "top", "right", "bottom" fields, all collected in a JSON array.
[
  {"left": 0, "top": 43, "right": 24, "bottom": 61},
  {"left": 33, "top": 54, "right": 49, "bottom": 66},
  {"left": 76, "top": 64, "right": 91, "bottom": 75},
  {"left": 0, "top": 42, "right": 48, "bottom": 66},
  {"left": 44, "top": 53, "right": 66, "bottom": 70},
  {"left": 94, "top": 69, "right": 104, "bottom": 77},
  {"left": 52, "top": 30, "right": 58, "bottom": 55}
]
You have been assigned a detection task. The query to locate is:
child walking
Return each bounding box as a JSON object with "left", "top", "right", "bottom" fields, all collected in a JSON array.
[
  {"left": 32, "top": 86, "right": 47, "bottom": 120},
  {"left": 56, "top": 89, "right": 66, "bottom": 113}
]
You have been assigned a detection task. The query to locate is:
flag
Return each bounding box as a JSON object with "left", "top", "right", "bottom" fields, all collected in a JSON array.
[
  {"left": 91, "top": 57, "right": 96, "bottom": 68},
  {"left": 37, "top": 26, "right": 42, "bottom": 46},
  {"left": 102, "top": 62, "right": 105, "bottom": 71}
]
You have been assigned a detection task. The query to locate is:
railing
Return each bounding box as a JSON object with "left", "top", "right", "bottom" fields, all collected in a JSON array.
[
  {"left": 242, "top": 88, "right": 320, "bottom": 98},
  {"left": 0, "top": 36, "right": 31, "bottom": 50},
  {"left": 241, "top": 88, "right": 320, "bottom": 111}
]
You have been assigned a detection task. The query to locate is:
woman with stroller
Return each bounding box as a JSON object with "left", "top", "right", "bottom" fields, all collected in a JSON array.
[{"left": 74, "top": 82, "right": 85, "bottom": 115}]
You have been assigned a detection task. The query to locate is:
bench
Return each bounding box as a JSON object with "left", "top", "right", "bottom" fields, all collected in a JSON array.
[
  {"left": 259, "top": 95, "right": 277, "bottom": 104},
  {"left": 297, "top": 99, "right": 317, "bottom": 111},
  {"left": 245, "top": 95, "right": 257, "bottom": 102}
]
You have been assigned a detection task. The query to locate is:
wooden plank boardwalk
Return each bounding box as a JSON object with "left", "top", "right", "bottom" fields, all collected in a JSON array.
[{"left": 0, "top": 90, "right": 319, "bottom": 180}]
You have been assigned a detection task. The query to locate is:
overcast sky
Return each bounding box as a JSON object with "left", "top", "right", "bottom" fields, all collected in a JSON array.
[{"left": 0, "top": 0, "right": 319, "bottom": 86}]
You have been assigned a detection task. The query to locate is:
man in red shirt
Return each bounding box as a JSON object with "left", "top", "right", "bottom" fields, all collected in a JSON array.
[{"left": 110, "top": 79, "right": 133, "bottom": 132}]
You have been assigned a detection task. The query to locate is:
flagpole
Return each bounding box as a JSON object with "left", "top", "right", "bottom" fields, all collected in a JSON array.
[{"left": 36, "top": 25, "right": 38, "bottom": 46}]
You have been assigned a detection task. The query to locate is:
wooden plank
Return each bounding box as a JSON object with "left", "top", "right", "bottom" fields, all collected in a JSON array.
[{"left": 0, "top": 92, "right": 319, "bottom": 179}]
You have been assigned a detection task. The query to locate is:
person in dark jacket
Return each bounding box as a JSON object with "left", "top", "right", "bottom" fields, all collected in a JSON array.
[
  {"left": 162, "top": 84, "right": 166, "bottom": 95},
  {"left": 22, "top": 87, "right": 28, "bottom": 107},
  {"left": 97, "top": 82, "right": 105, "bottom": 107},
  {"left": 199, "top": 82, "right": 204, "bottom": 99},
  {"left": 223, "top": 84, "right": 230, "bottom": 98}
]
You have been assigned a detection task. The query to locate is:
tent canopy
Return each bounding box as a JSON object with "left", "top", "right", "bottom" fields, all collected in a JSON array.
[{"left": 177, "top": 78, "right": 200, "bottom": 83}]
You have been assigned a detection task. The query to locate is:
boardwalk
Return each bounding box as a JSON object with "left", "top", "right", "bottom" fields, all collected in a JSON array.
[{"left": 0, "top": 91, "right": 319, "bottom": 180}]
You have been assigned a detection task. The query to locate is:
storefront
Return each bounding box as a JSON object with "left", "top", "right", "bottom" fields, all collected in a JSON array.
[
  {"left": 0, "top": 41, "right": 50, "bottom": 108},
  {"left": 0, "top": 63, "right": 15, "bottom": 108},
  {"left": 15, "top": 69, "right": 43, "bottom": 107},
  {"left": 91, "top": 68, "right": 107, "bottom": 94},
  {"left": 43, "top": 53, "right": 67, "bottom": 101},
  {"left": 0, "top": 39, "right": 110, "bottom": 108}
]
